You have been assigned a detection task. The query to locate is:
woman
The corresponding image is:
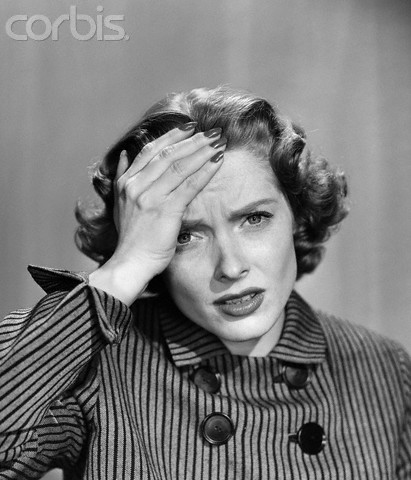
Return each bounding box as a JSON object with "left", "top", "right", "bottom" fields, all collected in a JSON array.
[{"left": 1, "top": 87, "right": 410, "bottom": 479}]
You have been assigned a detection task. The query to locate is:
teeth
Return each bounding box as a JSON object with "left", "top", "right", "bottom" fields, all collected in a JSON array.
[{"left": 224, "top": 293, "right": 256, "bottom": 305}]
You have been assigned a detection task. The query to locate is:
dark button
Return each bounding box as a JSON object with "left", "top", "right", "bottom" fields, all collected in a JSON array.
[
  {"left": 201, "top": 413, "right": 234, "bottom": 445},
  {"left": 192, "top": 367, "right": 221, "bottom": 393},
  {"left": 289, "top": 422, "right": 326, "bottom": 455},
  {"left": 283, "top": 364, "right": 311, "bottom": 389},
  {"left": 274, "top": 363, "right": 311, "bottom": 389}
]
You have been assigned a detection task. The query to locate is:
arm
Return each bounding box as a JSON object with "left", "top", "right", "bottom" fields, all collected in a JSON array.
[
  {"left": 0, "top": 124, "right": 226, "bottom": 475},
  {"left": 0, "top": 266, "right": 132, "bottom": 472}
]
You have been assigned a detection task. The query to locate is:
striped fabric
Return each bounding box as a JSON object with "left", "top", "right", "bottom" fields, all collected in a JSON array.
[{"left": 0, "top": 265, "right": 410, "bottom": 479}]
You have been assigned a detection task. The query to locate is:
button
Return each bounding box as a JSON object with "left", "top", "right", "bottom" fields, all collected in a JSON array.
[
  {"left": 283, "top": 364, "right": 311, "bottom": 389},
  {"left": 201, "top": 413, "right": 234, "bottom": 445},
  {"left": 289, "top": 422, "right": 326, "bottom": 455},
  {"left": 192, "top": 367, "right": 221, "bottom": 393},
  {"left": 274, "top": 363, "right": 312, "bottom": 389}
]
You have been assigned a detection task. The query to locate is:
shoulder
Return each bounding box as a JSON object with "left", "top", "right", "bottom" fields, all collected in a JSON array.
[
  {"left": 317, "top": 309, "right": 406, "bottom": 357},
  {"left": 317, "top": 309, "right": 411, "bottom": 393}
]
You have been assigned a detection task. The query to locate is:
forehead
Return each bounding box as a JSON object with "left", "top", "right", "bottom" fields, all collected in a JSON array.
[{"left": 184, "top": 149, "right": 281, "bottom": 218}]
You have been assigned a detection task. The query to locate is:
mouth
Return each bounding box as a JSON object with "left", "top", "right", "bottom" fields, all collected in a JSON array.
[
  {"left": 214, "top": 288, "right": 265, "bottom": 305},
  {"left": 214, "top": 288, "right": 265, "bottom": 317}
]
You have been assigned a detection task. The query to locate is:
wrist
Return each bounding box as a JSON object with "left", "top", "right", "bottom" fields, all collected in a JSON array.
[{"left": 89, "top": 258, "right": 154, "bottom": 306}]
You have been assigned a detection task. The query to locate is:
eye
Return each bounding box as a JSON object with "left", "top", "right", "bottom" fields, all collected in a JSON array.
[
  {"left": 246, "top": 211, "right": 273, "bottom": 226},
  {"left": 177, "top": 232, "right": 192, "bottom": 245},
  {"left": 247, "top": 214, "right": 263, "bottom": 225}
]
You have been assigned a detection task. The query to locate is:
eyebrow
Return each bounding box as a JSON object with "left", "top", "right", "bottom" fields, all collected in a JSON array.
[{"left": 180, "top": 197, "right": 278, "bottom": 229}]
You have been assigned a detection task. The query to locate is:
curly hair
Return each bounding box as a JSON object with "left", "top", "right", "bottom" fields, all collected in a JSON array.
[{"left": 75, "top": 86, "right": 348, "bottom": 291}]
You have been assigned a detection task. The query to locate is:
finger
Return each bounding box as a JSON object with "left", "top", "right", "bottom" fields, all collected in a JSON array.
[
  {"left": 131, "top": 132, "right": 225, "bottom": 189},
  {"left": 170, "top": 151, "right": 225, "bottom": 207},
  {"left": 146, "top": 138, "right": 227, "bottom": 196},
  {"left": 146, "top": 128, "right": 223, "bottom": 170},
  {"left": 115, "top": 150, "right": 128, "bottom": 183},
  {"left": 124, "top": 122, "right": 198, "bottom": 178},
  {"left": 113, "top": 150, "right": 128, "bottom": 231},
  {"left": 126, "top": 126, "right": 223, "bottom": 180}
]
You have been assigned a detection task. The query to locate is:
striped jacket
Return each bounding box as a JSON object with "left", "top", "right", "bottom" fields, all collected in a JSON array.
[{"left": 0, "top": 265, "right": 410, "bottom": 479}]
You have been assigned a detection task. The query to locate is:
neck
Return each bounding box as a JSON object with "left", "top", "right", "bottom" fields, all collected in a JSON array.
[{"left": 220, "top": 309, "right": 285, "bottom": 357}]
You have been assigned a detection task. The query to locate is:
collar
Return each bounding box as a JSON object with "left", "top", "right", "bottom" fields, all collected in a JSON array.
[{"left": 158, "top": 290, "right": 327, "bottom": 368}]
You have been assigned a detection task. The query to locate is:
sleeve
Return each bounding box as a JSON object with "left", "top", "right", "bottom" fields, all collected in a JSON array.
[
  {"left": 0, "top": 265, "right": 133, "bottom": 478},
  {"left": 395, "top": 344, "right": 411, "bottom": 478}
]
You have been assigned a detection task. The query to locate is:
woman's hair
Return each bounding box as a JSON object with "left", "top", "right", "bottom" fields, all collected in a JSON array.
[{"left": 75, "top": 86, "right": 348, "bottom": 291}]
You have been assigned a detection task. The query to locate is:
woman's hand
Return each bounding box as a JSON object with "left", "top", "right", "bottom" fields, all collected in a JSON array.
[{"left": 89, "top": 123, "right": 226, "bottom": 305}]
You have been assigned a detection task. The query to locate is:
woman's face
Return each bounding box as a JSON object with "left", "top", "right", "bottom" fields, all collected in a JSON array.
[{"left": 163, "top": 149, "right": 297, "bottom": 352}]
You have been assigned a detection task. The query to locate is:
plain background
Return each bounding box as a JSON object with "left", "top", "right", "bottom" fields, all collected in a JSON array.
[{"left": 1, "top": 1, "right": 410, "bottom": 478}]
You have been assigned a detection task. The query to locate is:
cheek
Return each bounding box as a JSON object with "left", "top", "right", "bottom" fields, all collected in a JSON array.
[
  {"left": 281, "top": 235, "right": 297, "bottom": 280},
  {"left": 259, "top": 228, "right": 296, "bottom": 277},
  {"left": 163, "top": 258, "right": 205, "bottom": 302}
]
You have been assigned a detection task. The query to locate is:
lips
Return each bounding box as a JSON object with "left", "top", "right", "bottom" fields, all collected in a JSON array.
[
  {"left": 214, "top": 288, "right": 265, "bottom": 305},
  {"left": 214, "top": 288, "right": 265, "bottom": 317}
]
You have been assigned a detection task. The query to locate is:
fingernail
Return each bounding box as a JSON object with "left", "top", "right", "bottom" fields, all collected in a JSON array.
[
  {"left": 210, "top": 137, "right": 227, "bottom": 149},
  {"left": 178, "top": 121, "right": 197, "bottom": 131},
  {"left": 120, "top": 149, "right": 127, "bottom": 157},
  {"left": 210, "top": 151, "right": 224, "bottom": 163},
  {"left": 204, "top": 127, "right": 222, "bottom": 138}
]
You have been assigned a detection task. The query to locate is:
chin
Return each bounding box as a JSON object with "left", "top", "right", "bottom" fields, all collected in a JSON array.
[{"left": 212, "top": 317, "right": 273, "bottom": 343}]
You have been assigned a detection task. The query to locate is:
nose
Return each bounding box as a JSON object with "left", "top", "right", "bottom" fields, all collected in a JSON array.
[{"left": 213, "top": 234, "right": 250, "bottom": 283}]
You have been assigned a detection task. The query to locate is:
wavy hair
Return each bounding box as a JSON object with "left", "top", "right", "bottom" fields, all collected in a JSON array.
[{"left": 75, "top": 86, "right": 348, "bottom": 291}]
